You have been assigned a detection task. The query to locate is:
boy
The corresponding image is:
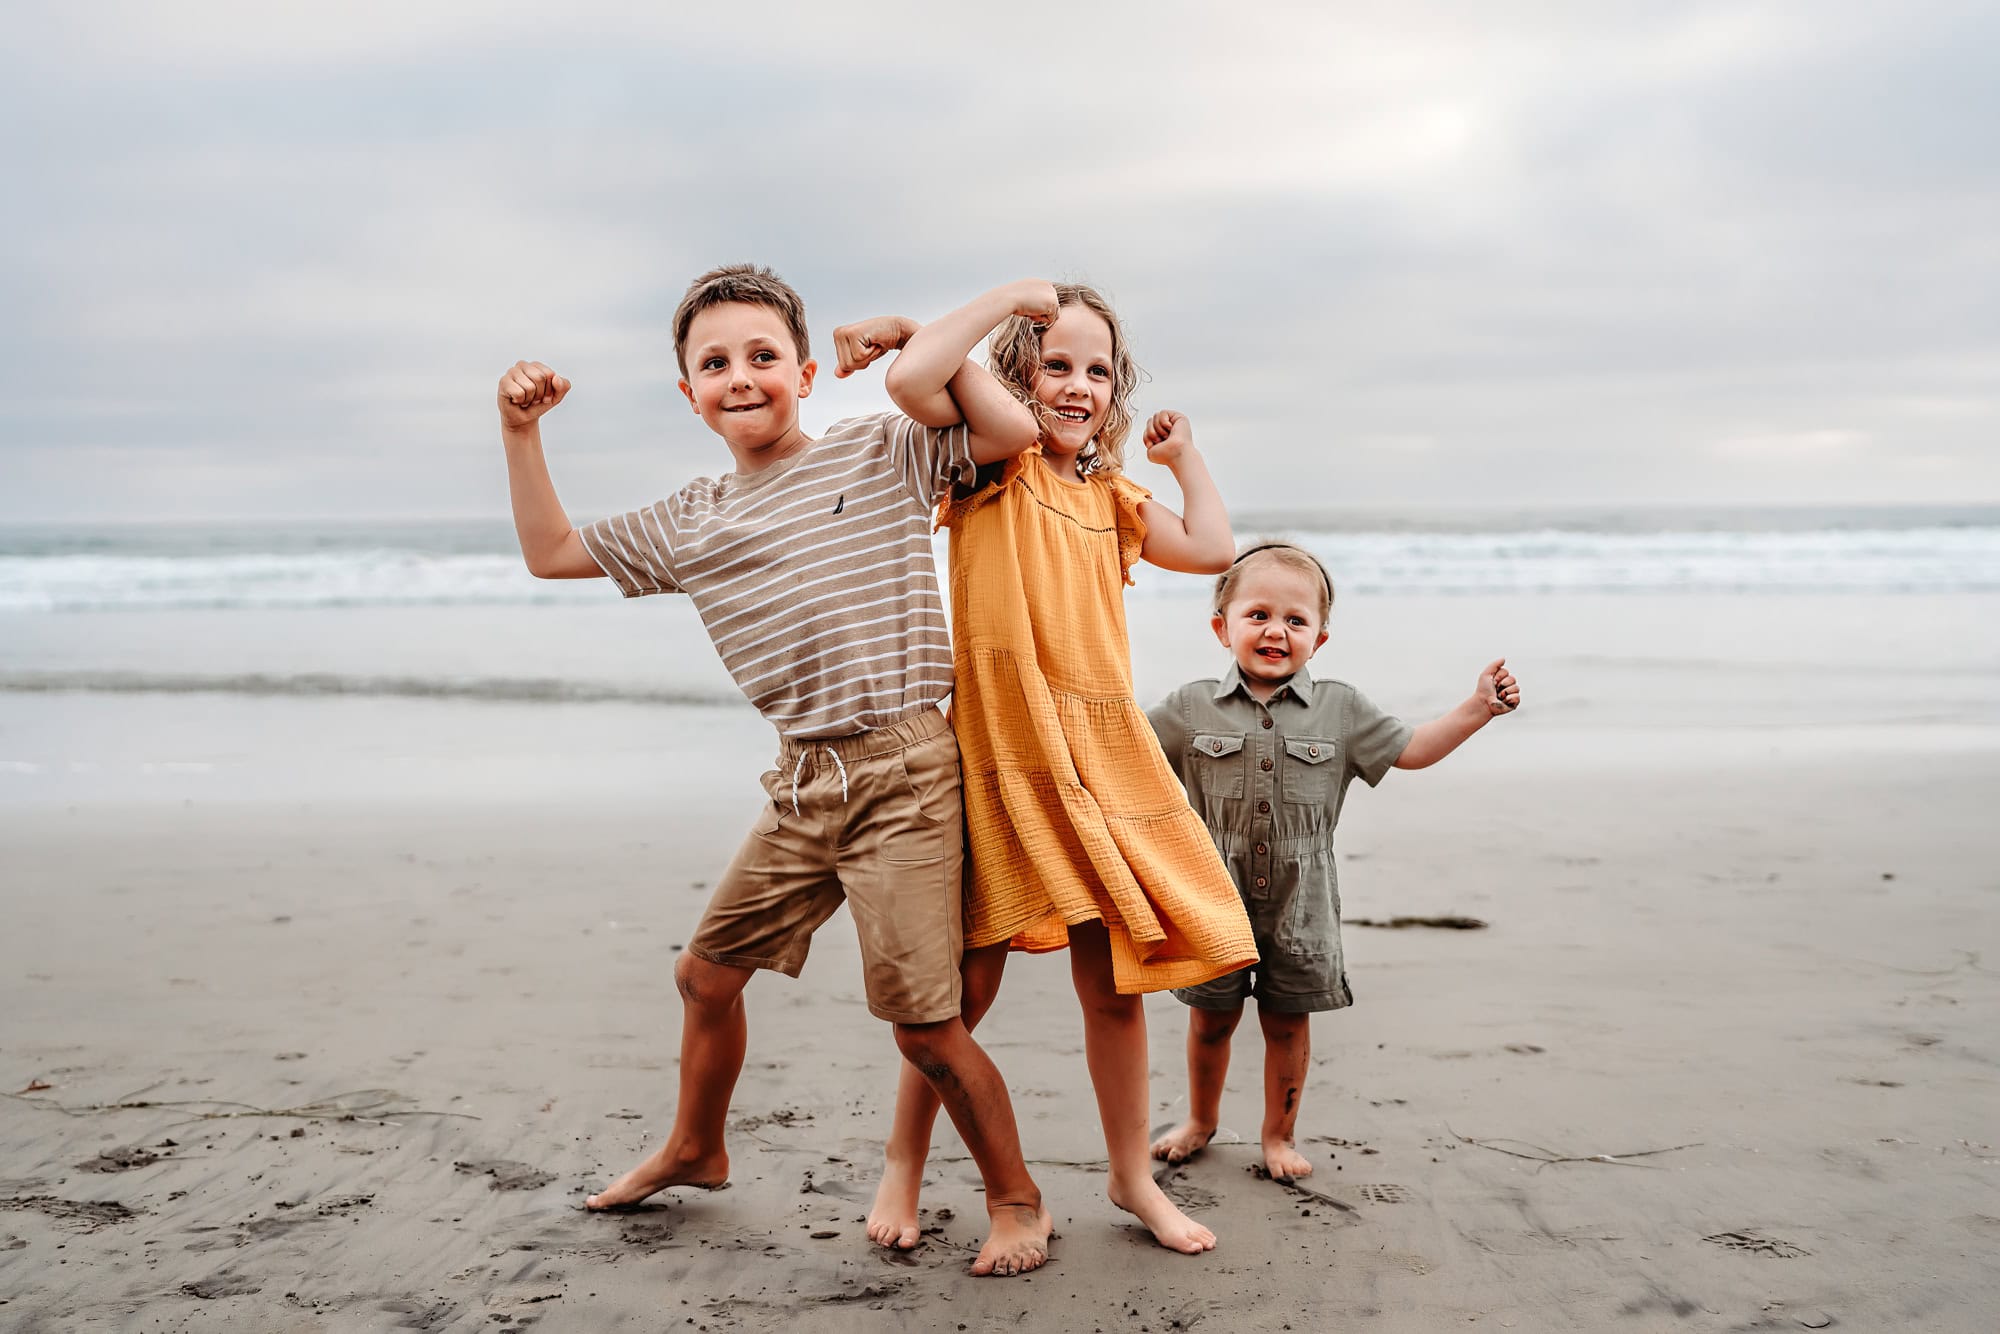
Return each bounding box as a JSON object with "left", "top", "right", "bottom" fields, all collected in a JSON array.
[
  {"left": 1146, "top": 541, "right": 1521, "bottom": 1182},
  {"left": 496, "top": 264, "right": 1060, "bottom": 1276}
]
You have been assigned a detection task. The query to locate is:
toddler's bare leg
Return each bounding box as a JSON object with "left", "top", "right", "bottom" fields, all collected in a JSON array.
[
  {"left": 1150, "top": 1004, "right": 1241, "bottom": 1163},
  {"left": 893, "top": 1016, "right": 1051, "bottom": 1277},
  {"left": 1068, "top": 923, "right": 1216, "bottom": 1255},
  {"left": 868, "top": 943, "right": 1009, "bottom": 1249},
  {"left": 1258, "top": 1008, "right": 1313, "bottom": 1181},
  {"left": 586, "top": 952, "right": 747, "bottom": 1209}
]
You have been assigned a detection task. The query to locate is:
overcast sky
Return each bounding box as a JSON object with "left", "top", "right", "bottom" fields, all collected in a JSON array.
[{"left": 5, "top": 1, "right": 1995, "bottom": 521}]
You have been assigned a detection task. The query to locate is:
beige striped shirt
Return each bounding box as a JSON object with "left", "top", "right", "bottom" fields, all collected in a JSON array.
[{"left": 580, "top": 413, "right": 973, "bottom": 739}]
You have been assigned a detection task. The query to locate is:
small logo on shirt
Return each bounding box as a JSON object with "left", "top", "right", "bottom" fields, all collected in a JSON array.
[{"left": 832, "top": 494, "right": 845, "bottom": 515}]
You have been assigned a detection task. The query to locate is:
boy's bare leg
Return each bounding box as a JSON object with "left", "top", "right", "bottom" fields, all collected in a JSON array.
[
  {"left": 1150, "top": 1004, "right": 1242, "bottom": 1163},
  {"left": 1068, "top": 923, "right": 1216, "bottom": 1255},
  {"left": 868, "top": 943, "right": 1010, "bottom": 1249},
  {"left": 892, "top": 1016, "right": 1051, "bottom": 1276},
  {"left": 585, "top": 952, "right": 747, "bottom": 1209},
  {"left": 1258, "top": 1008, "right": 1314, "bottom": 1181}
]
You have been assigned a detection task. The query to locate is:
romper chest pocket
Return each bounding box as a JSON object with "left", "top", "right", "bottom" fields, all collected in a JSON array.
[
  {"left": 1189, "top": 732, "right": 1247, "bottom": 800},
  {"left": 1282, "top": 736, "right": 1339, "bottom": 806}
]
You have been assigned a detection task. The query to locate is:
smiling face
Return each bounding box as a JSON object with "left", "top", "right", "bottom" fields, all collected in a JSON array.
[
  {"left": 678, "top": 301, "right": 817, "bottom": 466},
  {"left": 1213, "top": 557, "right": 1331, "bottom": 696},
  {"left": 1029, "top": 305, "right": 1116, "bottom": 467}
]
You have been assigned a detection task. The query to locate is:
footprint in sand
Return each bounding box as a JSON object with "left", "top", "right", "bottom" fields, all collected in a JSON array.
[
  {"left": 74, "top": 1146, "right": 161, "bottom": 1173},
  {"left": 1358, "top": 1182, "right": 1413, "bottom": 1205},
  {"left": 0, "top": 1195, "right": 141, "bottom": 1231},
  {"left": 453, "top": 1159, "right": 556, "bottom": 1191},
  {"left": 1703, "top": 1230, "right": 1809, "bottom": 1258},
  {"left": 1152, "top": 1164, "right": 1221, "bottom": 1210},
  {"left": 181, "top": 1272, "right": 262, "bottom": 1300}
]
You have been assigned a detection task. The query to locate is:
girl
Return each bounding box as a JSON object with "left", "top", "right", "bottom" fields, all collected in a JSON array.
[{"left": 837, "top": 280, "right": 1259, "bottom": 1255}]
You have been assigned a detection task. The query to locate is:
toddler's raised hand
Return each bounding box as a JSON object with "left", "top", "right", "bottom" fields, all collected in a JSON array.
[
  {"left": 1142, "top": 410, "right": 1195, "bottom": 468},
  {"left": 831, "top": 316, "right": 916, "bottom": 379},
  {"left": 498, "top": 361, "right": 570, "bottom": 429},
  {"left": 1479, "top": 658, "right": 1521, "bottom": 715}
]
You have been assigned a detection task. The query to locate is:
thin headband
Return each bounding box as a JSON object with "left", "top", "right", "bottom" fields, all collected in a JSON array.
[{"left": 1228, "top": 541, "right": 1335, "bottom": 603}]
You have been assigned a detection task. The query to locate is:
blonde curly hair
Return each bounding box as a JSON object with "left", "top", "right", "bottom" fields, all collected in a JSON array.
[{"left": 985, "top": 283, "right": 1144, "bottom": 475}]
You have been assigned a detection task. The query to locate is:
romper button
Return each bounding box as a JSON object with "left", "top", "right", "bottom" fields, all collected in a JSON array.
[
  {"left": 1257, "top": 800, "right": 1270, "bottom": 814},
  {"left": 1255, "top": 876, "right": 1268, "bottom": 889},
  {"left": 1256, "top": 843, "right": 1267, "bottom": 855},
  {"left": 1308, "top": 745, "right": 1320, "bottom": 757},
  {"left": 1260, "top": 758, "right": 1273, "bottom": 771},
  {"left": 1260, "top": 717, "right": 1273, "bottom": 729}
]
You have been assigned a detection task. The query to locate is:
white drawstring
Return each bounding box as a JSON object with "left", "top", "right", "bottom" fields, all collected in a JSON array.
[
  {"left": 790, "top": 746, "right": 852, "bottom": 815},
  {"left": 825, "top": 747, "right": 849, "bottom": 802}
]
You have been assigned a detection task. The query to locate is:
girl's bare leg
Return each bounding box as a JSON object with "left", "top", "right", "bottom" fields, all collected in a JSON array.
[
  {"left": 1068, "top": 922, "right": 1216, "bottom": 1254},
  {"left": 867, "top": 943, "right": 1010, "bottom": 1249},
  {"left": 1150, "top": 1004, "right": 1242, "bottom": 1163},
  {"left": 1258, "top": 1008, "right": 1314, "bottom": 1180}
]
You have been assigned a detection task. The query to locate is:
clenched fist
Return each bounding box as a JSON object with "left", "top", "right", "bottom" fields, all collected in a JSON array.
[
  {"left": 1008, "top": 279, "right": 1060, "bottom": 327},
  {"left": 831, "top": 316, "right": 917, "bottom": 379},
  {"left": 1478, "top": 659, "right": 1522, "bottom": 715},
  {"left": 1142, "top": 410, "right": 1195, "bottom": 469},
  {"left": 498, "top": 361, "right": 571, "bottom": 430}
]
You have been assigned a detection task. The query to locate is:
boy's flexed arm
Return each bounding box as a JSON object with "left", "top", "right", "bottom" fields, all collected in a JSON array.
[
  {"left": 497, "top": 361, "right": 603, "bottom": 580},
  {"left": 1394, "top": 659, "right": 1522, "bottom": 769},
  {"left": 1135, "top": 411, "right": 1235, "bottom": 574},
  {"left": 836, "top": 280, "right": 1056, "bottom": 464}
]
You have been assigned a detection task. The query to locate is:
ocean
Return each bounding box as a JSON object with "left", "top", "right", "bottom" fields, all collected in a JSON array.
[{"left": 3, "top": 507, "right": 1996, "bottom": 808}]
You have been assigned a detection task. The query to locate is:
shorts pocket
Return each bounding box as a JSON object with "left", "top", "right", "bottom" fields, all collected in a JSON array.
[
  {"left": 898, "top": 736, "right": 963, "bottom": 827},
  {"left": 1190, "top": 731, "right": 1247, "bottom": 799},
  {"left": 879, "top": 826, "right": 948, "bottom": 865},
  {"left": 1275, "top": 859, "right": 1339, "bottom": 959},
  {"left": 1281, "top": 735, "right": 1338, "bottom": 806},
  {"left": 752, "top": 767, "right": 786, "bottom": 836}
]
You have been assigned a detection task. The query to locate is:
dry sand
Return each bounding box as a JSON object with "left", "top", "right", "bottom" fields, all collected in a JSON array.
[{"left": 2, "top": 724, "right": 1996, "bottom": 1331}]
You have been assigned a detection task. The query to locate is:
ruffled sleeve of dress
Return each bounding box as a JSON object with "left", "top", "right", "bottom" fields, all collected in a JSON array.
[
  {"left": 935, "top": 450, "right": 1033, "bottom": 531},
  {"left": 1104, "top": 470, "right": 1152, "bottom": 585}
]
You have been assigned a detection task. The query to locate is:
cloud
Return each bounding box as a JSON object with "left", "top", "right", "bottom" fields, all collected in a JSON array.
[
  {"left": 1712, "top": 429, "right": 1868, "bottom": 459},
  {"left": 3, "top": 1, "right": 1997, "bottom": 519}
]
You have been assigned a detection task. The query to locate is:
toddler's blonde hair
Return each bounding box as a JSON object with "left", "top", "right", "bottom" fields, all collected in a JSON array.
[
  {"left": 1213, "top": 541, "right": 1336, "bottom": 624},
  {"left": 985, "top": 283, "right": 1142, "bottom": 475}
]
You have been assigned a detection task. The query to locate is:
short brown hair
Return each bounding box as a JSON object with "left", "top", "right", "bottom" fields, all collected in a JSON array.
[
  {"left": 1213, "top": 540, "right": 1335, "bottom": 624},
  {"left": 671, "top": 263, "right": 810, "bottom": 378},
  {"left": 985, "top": 283, "right": 1142, "bottom": 475}
]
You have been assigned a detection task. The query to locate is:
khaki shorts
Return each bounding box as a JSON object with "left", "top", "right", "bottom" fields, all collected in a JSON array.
[{"left": 688, "top": 706, "right": 965, "bottom": 1024}]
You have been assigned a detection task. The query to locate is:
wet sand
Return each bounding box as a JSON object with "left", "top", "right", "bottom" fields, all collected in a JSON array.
[{"left": 2, "top": 720, "right": 1997, "bottom": 1331}]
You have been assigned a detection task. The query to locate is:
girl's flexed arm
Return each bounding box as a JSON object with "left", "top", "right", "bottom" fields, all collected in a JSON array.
[
  {"left": 1136, "top": 411, "right": 1235, "bottom": 574},
  {"left": 885, "top": 280, "right": 1058, "bottom": 463}
]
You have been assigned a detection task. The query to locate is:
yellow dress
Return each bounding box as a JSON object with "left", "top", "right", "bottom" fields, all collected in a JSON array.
[{"left": 940, "top": 449, "right": 1258, "bottom": 994}]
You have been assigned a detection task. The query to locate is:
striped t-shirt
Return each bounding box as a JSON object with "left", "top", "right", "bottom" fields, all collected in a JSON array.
[{"left": 580, "top": 413, "right": 974, "bottom": 739}]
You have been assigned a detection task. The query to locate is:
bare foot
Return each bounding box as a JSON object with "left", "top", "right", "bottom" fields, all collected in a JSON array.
[
  {"left": 1261, "top": 1137, "right": 1313, "bottom": 1183},
  {"left": 1149, "top": 1120, "right": 1217, "bottom": 1165},
  {"left": 865, "top": 1156, "right": 924, "bottom": 1250},
  {"left": 969, "top": 1202, "right": 1054, "bottom": 1277},
  {"left": 584, "top": 1144, "right": 729, "bottom": 1211},
  {"left": 1108, "top": 1174, "right": 1216, "bottom": 1254}
]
